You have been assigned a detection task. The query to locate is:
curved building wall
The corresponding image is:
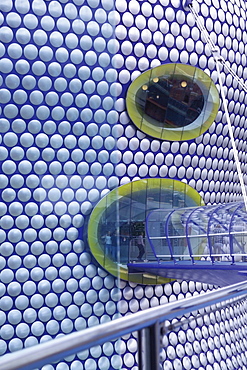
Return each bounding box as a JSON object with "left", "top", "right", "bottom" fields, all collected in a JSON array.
[{"left": 0, "top": 0, "right": 247, "bottom": 369}]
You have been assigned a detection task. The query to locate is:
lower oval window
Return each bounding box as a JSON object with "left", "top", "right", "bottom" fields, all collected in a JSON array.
[
  {"left": 126, "top": 63, "right": 220, "bottom": 141},
  {"left": 87, "top": 178, "right": 204, "bottom": 285}
]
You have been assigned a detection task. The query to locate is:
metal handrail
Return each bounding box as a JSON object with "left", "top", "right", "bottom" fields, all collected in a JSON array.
[{"left": 1, "top": 280, "right": 247, "bottom": 370}]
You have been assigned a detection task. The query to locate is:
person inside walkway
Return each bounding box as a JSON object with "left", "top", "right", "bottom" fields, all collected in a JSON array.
[
  {"left": 136, "top": 232, "right": 145, "bottom": 260},
  {"left": 111, "top": 231, "right": 117, "bottom": 260},
  {"left": 103, "top": 231, "right": 112, "bottom": 257}
]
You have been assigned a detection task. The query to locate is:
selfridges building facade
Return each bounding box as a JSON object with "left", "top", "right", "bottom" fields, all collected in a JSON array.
[{"left": 1, "top": 0, "right": 247, "bottom": 369}]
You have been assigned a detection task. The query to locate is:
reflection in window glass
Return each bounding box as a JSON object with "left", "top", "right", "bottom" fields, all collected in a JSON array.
[
  {"left": 126, "top": 63, "right": 220, "bottom": 141},
  {"left": 136, "top": 76, "right": 204, "bottom": 128},
  {"left": 88, "top": 178, "right": 204, "bottom": 285}
]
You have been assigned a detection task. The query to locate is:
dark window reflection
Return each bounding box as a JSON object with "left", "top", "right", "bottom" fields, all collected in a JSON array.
[{"left": 136, "top": 76, "right": 204, "bottom": 128}]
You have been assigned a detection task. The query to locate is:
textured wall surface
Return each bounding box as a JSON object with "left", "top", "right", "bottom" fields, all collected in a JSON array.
[{"left": 0, "top": 0, "right": 247, "bottom": 369}]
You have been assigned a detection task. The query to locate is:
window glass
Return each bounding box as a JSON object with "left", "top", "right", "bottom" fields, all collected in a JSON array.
[
  {"left": 88, "top": 178, "right": 204, "bottom": 284},
  {"left": 126, "top": 63, "right": 220, "bottom": 141}
]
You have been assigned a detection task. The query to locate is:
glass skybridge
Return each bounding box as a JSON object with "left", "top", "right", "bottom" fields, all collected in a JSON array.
[
  {"left": 88, "top": 180, "right": 247, "bottom": 286},
  {"left": 145, "top": 201, "right": 247, "bottom": 263},
  {"left": 128, "top": 201, "right": 247, "bottom": 286}
]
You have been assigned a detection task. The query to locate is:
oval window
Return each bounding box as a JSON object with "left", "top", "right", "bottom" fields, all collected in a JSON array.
[
  {"left": 87, "top": 178, "right": 204, "bottom": 285},
  {"left": 126, "top": 63, "right": 220, "bottom": 141}
]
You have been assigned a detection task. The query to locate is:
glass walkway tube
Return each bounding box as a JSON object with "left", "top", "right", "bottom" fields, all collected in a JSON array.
[{"left": 146, "top": 201, "right": 247, "bottom": 263}]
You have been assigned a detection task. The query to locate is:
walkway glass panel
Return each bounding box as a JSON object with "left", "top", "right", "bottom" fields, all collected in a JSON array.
[{"left": 146, "top": 201, "right": 247, "bottom": 263}]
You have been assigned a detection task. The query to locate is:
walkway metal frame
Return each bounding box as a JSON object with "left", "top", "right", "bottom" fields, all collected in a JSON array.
[{"left": 145, "top": 201, "right": 247, "bottom": 265}]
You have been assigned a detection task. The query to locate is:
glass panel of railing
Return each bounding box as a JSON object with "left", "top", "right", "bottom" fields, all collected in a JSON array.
[
  {"left": 169, "top": 209, "right": 191, "bottom": 260},
  {"left": 189, "top": 234, "right": 208, "bottom": 259},
  {"left": 188, "top": 215, "right": 209, "bottom": 236},
  {"left": 215, "top": 210, "right": 231, "bottom": 230},
  {"left": 220, "top": 241, "right": 232, "bottom": 262},
  {"left": 231, "top": 225, "right": 247, "bottom": 261},
  {"left": 168, "top": 236, "right": 191, "bottom": 260},
  {"left": 146, "top": 209, "right": 174, "bottom": 260},
  {"left": 146, "top": 237, "right": 170, "bottom": 261},
  {"left": 207, "top": 206, "right": 227, "bottom": 257},
  {"left": 208, "top": 232, "right": 225, "bottom": 259},
  {"left": 186, "top": 214, "right": 208, "bottom": 260},
  {"left": 146, "top": 209, "right": 164, "bottom": 237}
]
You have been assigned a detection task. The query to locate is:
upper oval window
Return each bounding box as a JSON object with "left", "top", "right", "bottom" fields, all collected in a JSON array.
[{"left": 126, "top": 63, "right": 220, "bottom": 141}]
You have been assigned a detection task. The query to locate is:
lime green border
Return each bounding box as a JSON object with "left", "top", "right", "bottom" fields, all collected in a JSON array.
[
  {"left": 88, "top": 178, "right": 204, "bottom": 285},
  {"left": 126, "top": 63, "right": 220, "bottom": 141}
]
